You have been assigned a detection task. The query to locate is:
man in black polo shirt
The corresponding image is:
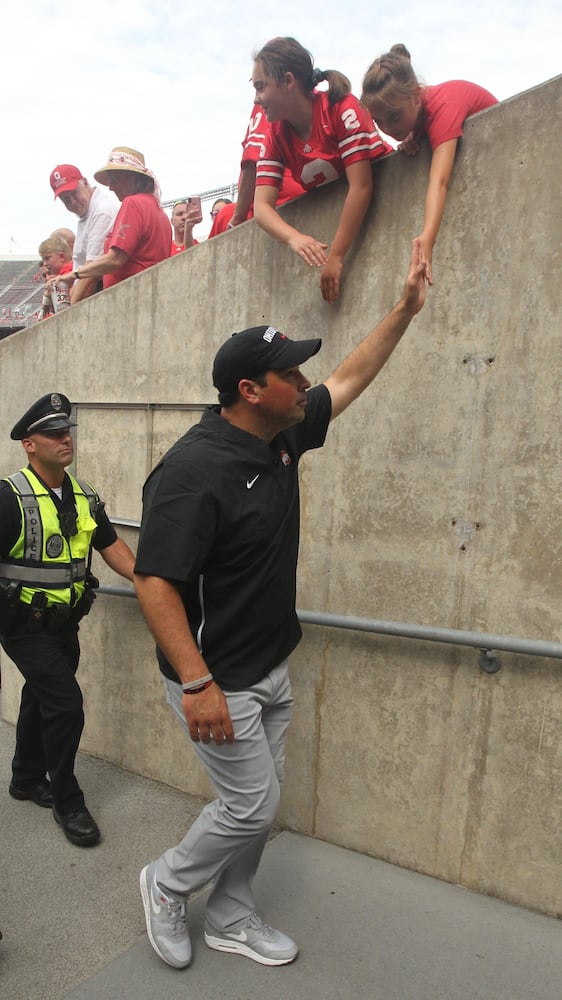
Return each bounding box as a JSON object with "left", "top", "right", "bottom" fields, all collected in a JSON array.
[{"left": 135, "top": 241, "right": 427, "bottom": 970}]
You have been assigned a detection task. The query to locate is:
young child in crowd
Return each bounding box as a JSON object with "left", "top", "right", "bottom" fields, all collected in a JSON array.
[
  {"left": 361, "top": 44, "right": 498, "bottom": 285},
  {"left": 38, "top": 235, "right": 73, "bottom": 318},
  {"left": 252, "top": 36, "right": 391, "bottom": 305}
]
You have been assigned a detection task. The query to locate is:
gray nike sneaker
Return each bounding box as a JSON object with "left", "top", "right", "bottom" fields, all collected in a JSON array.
[
  {"left": 204, "top": 912, "right": 299, "bottom": 966},
  {"left": 139, "top": 862, "right": 191, "bottom": 968}
]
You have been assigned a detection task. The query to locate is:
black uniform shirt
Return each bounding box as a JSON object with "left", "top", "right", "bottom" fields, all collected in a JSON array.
[{"left": 135, "top": 384, "right": 332, "bottom": 689}]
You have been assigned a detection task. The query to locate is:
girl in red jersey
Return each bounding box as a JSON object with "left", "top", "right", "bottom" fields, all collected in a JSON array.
[
  {"left": 252, "top": 36, "right": 390, "bottom": 305},
  {"left": 361, "top": 45, "right": 498, "bottom": 285}
]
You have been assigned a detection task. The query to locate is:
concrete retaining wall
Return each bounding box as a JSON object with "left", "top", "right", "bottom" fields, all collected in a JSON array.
[{"left": 1, "top": 77, "right": 560, "bottom": 916}]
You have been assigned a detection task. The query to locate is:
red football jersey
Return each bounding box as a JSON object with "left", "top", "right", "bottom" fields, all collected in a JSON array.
[
  {"left": 256, "top": 91, "right": 391, "bottom": 191},
  {"left": 242, "top": 105, "right": 267, "bottom": 166},
  {"left": 244, "top": 105, "right": 305, "bottom": 204}
]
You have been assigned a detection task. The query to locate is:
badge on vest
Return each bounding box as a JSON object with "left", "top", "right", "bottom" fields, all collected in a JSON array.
[{"left": 46, "top": 534, "right": 64, "bottom": 558}]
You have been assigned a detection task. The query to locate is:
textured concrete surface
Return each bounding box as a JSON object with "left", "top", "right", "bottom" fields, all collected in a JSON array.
[
  {"left": 1, "top": 719, "right": 561, "bottom": 1000},
  {"left": 1, "top": 76, "right": 561, "bottom": 916}
]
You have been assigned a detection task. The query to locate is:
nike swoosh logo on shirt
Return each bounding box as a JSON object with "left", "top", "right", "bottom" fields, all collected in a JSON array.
[{"left": 246, "top": 475, "right": 260, "bottom": 489}]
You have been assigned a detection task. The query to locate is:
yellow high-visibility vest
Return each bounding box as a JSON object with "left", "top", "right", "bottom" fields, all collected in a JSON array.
[{"left": 0, "top": 468, "right": 98, "bottom": 607}]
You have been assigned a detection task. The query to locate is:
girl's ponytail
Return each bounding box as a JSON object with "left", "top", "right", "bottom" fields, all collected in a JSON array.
[{"left": 322, "top": 69, "right": 352, "bottom": 106}]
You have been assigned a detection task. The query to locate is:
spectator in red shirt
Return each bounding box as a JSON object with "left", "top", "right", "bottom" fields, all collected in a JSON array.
[
  {"left": 361, "top": 44, "right": 498, "bottom": 284},
  {"left": 210, "top": 198, "right": 232, "bottom": 220},
  {"left": 69, "top": 147, "right": 171, "bottom": 290},
  {"left": 170, "top": 200, "right": 200, "bottom": 255}
]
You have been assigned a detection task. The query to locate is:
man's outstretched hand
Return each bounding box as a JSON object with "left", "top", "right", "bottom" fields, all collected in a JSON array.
[{"left": 402, "top": 238, "right": 427, "bottom": 316}]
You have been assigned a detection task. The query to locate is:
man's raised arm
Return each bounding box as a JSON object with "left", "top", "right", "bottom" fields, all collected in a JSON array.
[{"left": 324, "top": 239, "right": 426, "bottom": 421}]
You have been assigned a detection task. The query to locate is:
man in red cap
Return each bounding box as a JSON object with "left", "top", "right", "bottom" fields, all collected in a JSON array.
[{"left": 50, "top": 164, "right": 118, "bottom": 304}]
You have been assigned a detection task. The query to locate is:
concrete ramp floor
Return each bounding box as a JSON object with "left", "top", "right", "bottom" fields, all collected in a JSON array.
[{"left": 1, "top": 718, "right": 560, "bottom": 1000}]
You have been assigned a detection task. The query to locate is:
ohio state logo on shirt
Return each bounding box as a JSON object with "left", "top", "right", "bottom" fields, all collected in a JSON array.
[{"left": 280, "top": 450, "right": 291, "bottom": 466}]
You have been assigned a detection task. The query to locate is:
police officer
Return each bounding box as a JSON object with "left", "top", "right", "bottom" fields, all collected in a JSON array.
[{"left": 0, "top": 393, "right": 135, "bottom": 846}]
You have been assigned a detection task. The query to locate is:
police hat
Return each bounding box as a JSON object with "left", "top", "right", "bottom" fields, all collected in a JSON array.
[
  {"left": 212, "top": 325, "right": 322, "bottom": 394},
  {"left": 10, "top": 392, "right": 76, "bottom": 440}
]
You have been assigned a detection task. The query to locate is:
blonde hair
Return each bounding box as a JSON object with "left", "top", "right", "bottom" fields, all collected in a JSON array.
[{"left": 38, "top": 235, "right": 72, "bottom": 260}]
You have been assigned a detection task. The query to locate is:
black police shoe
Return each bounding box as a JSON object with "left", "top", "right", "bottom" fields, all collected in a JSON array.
[
  {"left": 53, "top": 806, "right": 101, "bottom": 847},
  {"left": 9, "top": 778, "right": 53, "bottom": 808}
]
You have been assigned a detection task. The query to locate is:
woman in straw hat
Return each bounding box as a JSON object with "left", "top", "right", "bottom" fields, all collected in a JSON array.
[{"left": 67, "top": 146, "right": 171, "bottom": 290}]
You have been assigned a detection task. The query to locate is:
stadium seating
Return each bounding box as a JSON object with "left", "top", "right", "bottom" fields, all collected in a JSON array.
[{"left": 0, "top": 259, "right": 45, "bottom": 336}]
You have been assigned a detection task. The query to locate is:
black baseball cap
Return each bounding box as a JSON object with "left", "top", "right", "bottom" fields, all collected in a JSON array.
[
  {"left": 212, "top": 325, "right": 322, "bottom": 393},
  {"left": 11, "top": 392, "right": 76, "bottom": 440}
]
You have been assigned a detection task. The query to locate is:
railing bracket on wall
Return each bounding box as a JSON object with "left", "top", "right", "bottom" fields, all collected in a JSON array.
[{"left": 478, "top": 649, "right": 501, "bottom": 674}]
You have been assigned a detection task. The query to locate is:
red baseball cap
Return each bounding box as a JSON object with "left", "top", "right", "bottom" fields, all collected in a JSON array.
[{"left": 50, "top": 164, "right": 84, "bottom": 198}]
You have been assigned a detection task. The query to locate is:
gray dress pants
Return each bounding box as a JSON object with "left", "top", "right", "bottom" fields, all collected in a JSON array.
[{"left": 156, "top": 659, "right": 293, "bottom": 930}]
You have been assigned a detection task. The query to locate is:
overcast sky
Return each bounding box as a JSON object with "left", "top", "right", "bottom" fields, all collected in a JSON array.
[{"left": 1, "top": 1, "right": 560, "bottom": 254}]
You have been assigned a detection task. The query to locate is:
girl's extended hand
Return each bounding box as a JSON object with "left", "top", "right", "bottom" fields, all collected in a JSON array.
[
  {"left": 398, "top": 131, "right": 421, "bottom": 156},
  {"left": 417, "top": 232, "right": 434, "bottom": 286},
  {"left": 288, "top": 232, "right": 328, "bottom": 268}
]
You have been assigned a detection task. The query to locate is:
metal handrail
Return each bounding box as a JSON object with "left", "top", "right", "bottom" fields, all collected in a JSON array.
[
  {"left": 97, "top": 584, "right": 561, "bottom": 669},
  {"left": 161, "top": 182, "right": 238, "bottom": 209}
]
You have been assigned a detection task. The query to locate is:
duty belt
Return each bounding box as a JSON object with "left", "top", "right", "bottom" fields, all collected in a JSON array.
[{"left": 11, "top": 588, "right": 97, "bottom": 635}]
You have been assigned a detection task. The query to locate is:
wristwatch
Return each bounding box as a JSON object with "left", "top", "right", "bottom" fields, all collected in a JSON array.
[{"left": 72, "top": 269, "right": 81, "bottom": 280}]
